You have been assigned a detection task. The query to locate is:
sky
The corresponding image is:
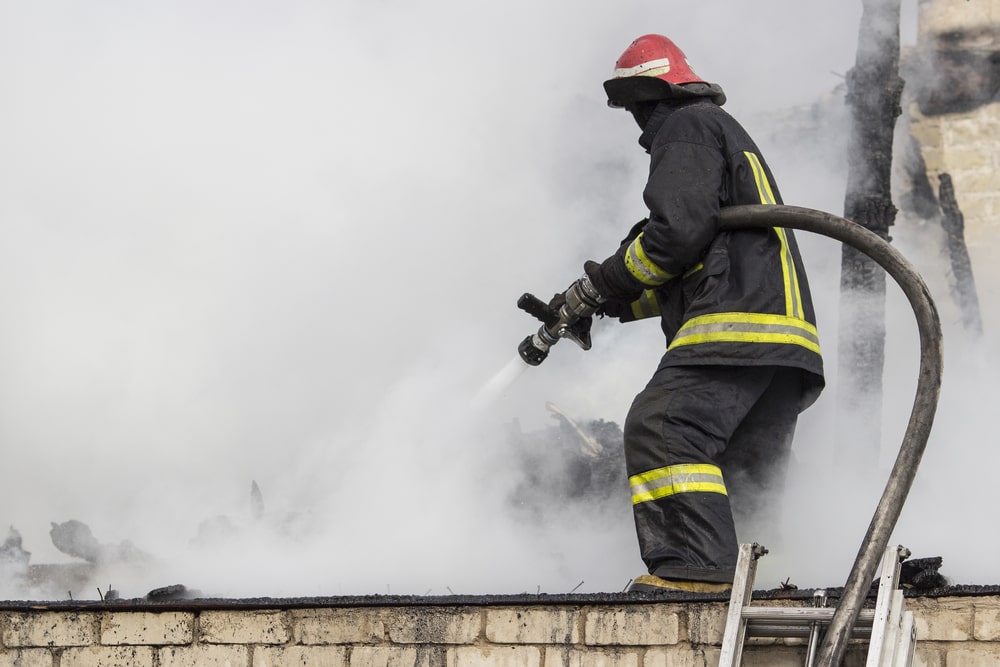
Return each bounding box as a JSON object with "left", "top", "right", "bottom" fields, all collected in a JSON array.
[{"left": 2, "top": 0, "right": 996, "bottom": 600}]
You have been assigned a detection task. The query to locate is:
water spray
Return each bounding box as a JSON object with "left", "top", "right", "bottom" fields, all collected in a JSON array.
[
  {"left": 470, "top": 355, "right": 529, "bottom": 411},
  {"left": 471, "top": 273, "right": 605, "bottom": 411}
]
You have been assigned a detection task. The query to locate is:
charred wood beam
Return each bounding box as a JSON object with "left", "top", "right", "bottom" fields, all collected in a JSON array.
[
  {"left": 938, "top": 173, "right": 983, "bottom": 338},
  {"left": 837, "top": 0, "right": 904, "bottom": 461}
]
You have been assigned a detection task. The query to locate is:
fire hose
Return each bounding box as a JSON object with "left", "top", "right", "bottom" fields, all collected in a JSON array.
[{"left": 518, "top": 204, "right": 943, "bottom": 666}]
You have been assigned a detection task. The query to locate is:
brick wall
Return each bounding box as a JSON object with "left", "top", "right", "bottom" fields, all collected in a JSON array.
[
  {"left": 907, "top": 0, "right": 1000, "bottom": 335},
  {"left": 1, "top": 595, "right": 999, "bottom": 666}
]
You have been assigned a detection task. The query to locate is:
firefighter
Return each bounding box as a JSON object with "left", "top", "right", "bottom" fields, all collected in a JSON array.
[{"left": 562, "top": 34, "right": 826, "bottom": 592}]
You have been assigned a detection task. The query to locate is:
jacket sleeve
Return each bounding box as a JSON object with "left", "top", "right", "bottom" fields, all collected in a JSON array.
[
  {"left": 637, "top": 140, "right": 725, "bottom": 276},
  {"left": 591, "top": 116, "right": 725, "bottom": 300}
]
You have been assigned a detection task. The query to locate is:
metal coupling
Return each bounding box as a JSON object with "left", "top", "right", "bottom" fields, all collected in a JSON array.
[{"left": 563, "top": 274, "right": 605, "bottom": 319}]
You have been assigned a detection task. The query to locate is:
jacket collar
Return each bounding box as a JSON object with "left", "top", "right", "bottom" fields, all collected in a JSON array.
[
  {"left": 638, "top": 100, "right": 686, "bottom": 152},
  {"left": 636, "top": 83, "right": 726, "bottom": 152}
]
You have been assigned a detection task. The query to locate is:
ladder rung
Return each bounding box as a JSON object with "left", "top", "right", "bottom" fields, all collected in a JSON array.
[
  {"left": 746, "top": 624, "right": 873, "bottom": 639},
  {"left": 742, "top": 607, "right": 876, "bottom": 625}
]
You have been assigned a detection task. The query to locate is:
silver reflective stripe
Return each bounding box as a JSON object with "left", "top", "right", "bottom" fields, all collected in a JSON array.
[
  {"left": 631, "top": 472, "right": 723, "bottom": 497},
  {"left": 629, "top": 463, "right": 728, "bottom": 505},
  {"left": 676, "top": 321, "right": 819, "bottom": 345},
  {"left": 625, "top": 234, "right": 674, "bottom": 286},
  {"left": 667, "top": 312, "right": 821, "bottom": 355}
]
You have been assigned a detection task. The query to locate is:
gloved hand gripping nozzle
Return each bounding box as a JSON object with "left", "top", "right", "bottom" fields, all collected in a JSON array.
[{"left": 517, "top": 274, "right": 605, "bottom": 366}]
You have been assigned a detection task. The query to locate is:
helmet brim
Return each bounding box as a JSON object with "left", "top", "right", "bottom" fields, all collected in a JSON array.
[
  {"left": 604, "top": 77, "right": 724, "bottom": 108},
  {"left": 604, "top": 77, "right": 676, "bottom": 108}
]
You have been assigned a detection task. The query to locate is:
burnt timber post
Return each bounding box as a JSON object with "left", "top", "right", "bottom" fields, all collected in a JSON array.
[
  {"left": 836, "top": 0, "right": 904, "bottom": 466},
  {"left": 938, "top": 172, "right": 983, "bottom": 338}
]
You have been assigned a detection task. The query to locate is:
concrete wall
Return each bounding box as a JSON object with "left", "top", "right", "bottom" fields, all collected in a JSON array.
[{"left": 1, "top": 595, "right": 999, "bottom": 666}]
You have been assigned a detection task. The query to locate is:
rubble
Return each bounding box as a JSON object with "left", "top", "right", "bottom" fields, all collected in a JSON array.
[
  {"left": 901, "top": 556, "right": 949, "bottom": 590},
  {"left": 506, "top": 403, "right": 628, "bottom": 520},
  {"left": 0, "top": 481, "right": 313, "bottom": 601}
]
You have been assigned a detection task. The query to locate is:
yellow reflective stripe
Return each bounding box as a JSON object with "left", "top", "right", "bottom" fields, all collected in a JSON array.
[
  {"left": 667, "top": 312, "right": 821, "bottom": 355},
  {"left": 774, "top": 227, "right": 804, "bottom": 319},
  {"left": 630, "top": 463, "right": 727, "bottom": 505},
  {"left": 629, "top": 289, "right": 661, "bottom": 319},
  {"left": 744, "top": 151, "right": 777, "bottom": 205},
  {"left": 744, "top": 151, "right": 804, "bottom": 319},
  {"left": 625, "top": 232, "right": 675, "bottom": 286},
  {"left": 682, "top": 262, "right": 704, "bottom": 279}
]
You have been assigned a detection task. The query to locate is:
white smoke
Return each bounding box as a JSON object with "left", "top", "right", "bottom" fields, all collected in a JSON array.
[{"left": 3, "top": 0, "right": 990, "bottom": 600}]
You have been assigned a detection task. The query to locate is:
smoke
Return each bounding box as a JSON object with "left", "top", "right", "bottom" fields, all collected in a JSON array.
[{"left": 3, "top": 0, "right": 990, "bottom": 600}]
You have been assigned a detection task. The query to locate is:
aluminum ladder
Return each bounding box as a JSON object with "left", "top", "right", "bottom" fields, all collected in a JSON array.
[{"left": 718, "top": 543, "right": 916, "bottom": 666}]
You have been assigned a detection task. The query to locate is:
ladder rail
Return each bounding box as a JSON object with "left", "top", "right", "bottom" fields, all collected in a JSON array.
[
  {"left": 718, "top": 543, "right": 766, "bottom": 667},
  {"left": 719, "top": 543, "right": 915, "bottom": 667},
  {"left": 893, "top": 611, "right": 916, "bottom": 667},
  {"left": 866, "top": 545, "right": 907, "bottom": 665}
]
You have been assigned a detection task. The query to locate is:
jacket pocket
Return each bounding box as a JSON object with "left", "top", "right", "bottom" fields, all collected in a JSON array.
[{"left": 681, "top": 236, "right": 730, "bottom": 308}]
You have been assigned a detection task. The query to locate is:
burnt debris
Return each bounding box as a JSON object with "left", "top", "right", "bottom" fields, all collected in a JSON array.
[
  {"left": 505, "top": 403, "right": 628, "bottom": 520},
  {"left": 900, "top": 556, "right": 949, "bottom": 591}
]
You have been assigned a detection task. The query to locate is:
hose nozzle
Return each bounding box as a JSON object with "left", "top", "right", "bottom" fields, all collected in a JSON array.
[
  {"left": 516, "top": 274, "right": 605, "bottom": 365},
  {"left": 518, "top": 334, "right": 550, "bottom": 366}
]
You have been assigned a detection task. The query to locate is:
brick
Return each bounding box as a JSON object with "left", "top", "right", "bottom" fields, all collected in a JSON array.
[
  {"left": 946, "top": 115, "right": 996, "bottom": 148},
  {"left": 159, "top": 644, "right": 250, "bottom": 667},
  {"left": 913, "top": 644, "right": 946, "bottom": 667},
  {"left": 940, "top": 148, "right": 990, "bottom": 171},
  {"left": 350, "top": 645, "right": 447, "bottom": 666},
  {"left": 387, "top": 608, "right": 481, "bottom": 644},
  {"left": 973, "top": 601, "right": 1000, "bottom": 641},
  {"left": 3, "top": 612, "right": 96, "bottom": 647},
  {"left": 741, "top": 646, "right": 809, "bottom": 666},
  {"left": 913, "top": 600, "right": 973, "bottom": 641},
  {"left": 686, "top": 604, "right": 727, "bottom": 645},
  {"left": 100, "top": 611, "right": 193, "bottom": 645},
  {"left": 944, "top": 645, "right": 1000, "bottom": 666},
  {"left": 643, "top": 647, "right": 699, "bottom": 667},
  {"left": 253, "top": 645, "right": 347, "bottom": 666},
  {"left": 955, "top": 171, "right": 1000, "bottom": 197},
  {"left": 908, "top": 114, "right": 943, "bottom": 151},
  {"left": 585, "top": 606, "right": 681, "bottom": 646},
  {"left": 0, "top": 649, "right": 53, "bottom": 667},
  {"left": 59, "top": 646, "right": 154, "bottom": 667},
  {"left": 959, "top": 195, "right": 996, "bottom": 226},
  {"left": 200, "top": 610, "right": 288, "bottom": 645},
  {"left": 447, "top": 646, "right": 541, "bottom": 667},
  {"left": 486, "top": 608, "right": 580, "bottom": 644},
  {"left": 544, "top": 647, "right": 640, "bottom": 667},
  {"left": 292, "top": 609, "right": 384, "bottom": 645}
]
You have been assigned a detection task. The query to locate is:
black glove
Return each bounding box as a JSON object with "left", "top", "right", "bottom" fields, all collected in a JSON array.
[
  {"left": 584, "top": 258, "right": 644, "bottom": 304},
  {"left": 594, "top": 300, "right": 627, "bottom": 319},
  {"left": 547, "top": 291, "right": 566, "bottom": 313},
  {"left": 548, "top": 290, "right": 592, "bottom": 345}
]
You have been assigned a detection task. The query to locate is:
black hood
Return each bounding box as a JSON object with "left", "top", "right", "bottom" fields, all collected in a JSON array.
[{"left": 636, "top": 98, "right": 718, "bottom": 153}]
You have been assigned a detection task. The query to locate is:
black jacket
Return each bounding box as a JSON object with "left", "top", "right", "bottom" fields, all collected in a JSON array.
[{"left": 595, "top": 98, "right": 825, "bottom": 406}]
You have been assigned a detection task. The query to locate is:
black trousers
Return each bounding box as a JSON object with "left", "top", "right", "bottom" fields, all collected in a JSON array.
[{"left": 623, "top": 364, "right": 801, "bottom": 582}]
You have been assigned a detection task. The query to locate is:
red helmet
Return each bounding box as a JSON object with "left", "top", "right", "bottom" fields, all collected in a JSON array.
[{"left": 604, "top": 34, "right": 708, "bottom": 108}]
